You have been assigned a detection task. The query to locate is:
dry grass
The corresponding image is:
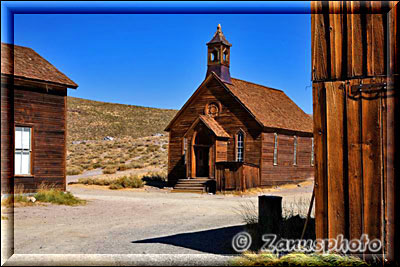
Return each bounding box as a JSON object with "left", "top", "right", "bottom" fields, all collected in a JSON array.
[
  {"left": 282, "top": 196, "right": 314, "bottom": 219},
  {"left": 66, "top": 166, "right": 83, "bottom": 175},
  {"left": 235, "top": 196, "right": 315, "bottom": 251},
  {"left": 1, "top": 195, "right": 31, "bottom": 208},
  {"left": 76, "top": 174, "right": 144, "bottom": 189},
  {"left": 230, "top": 252, "right": 369, "bottom": 266},
  {"left": 74, "top": 171, "right": 167, "bottom": 190},
  {"left": 1, "top": 183, "right": 85, "bottom": 207}
]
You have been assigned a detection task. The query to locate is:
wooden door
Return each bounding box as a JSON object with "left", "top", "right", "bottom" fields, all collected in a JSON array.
[{"left": 195, "top": 146, "right": 209, "bottom": 177}]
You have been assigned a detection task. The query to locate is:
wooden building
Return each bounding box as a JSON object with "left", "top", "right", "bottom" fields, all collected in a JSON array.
[
  {"left": 1, "top": 43, "right": 78, "bottom": 193},
  {"left": 165, "top": 25, "right": 314, "bottom": 192},
  {"left": 311, "top": 1, "right": 399, "bottom": 262}
]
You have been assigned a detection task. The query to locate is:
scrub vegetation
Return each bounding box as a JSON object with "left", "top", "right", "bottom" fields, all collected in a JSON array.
[
  {"left": 73, "top": 171, "right": 167, "bottom": 190},
  {"left": 230, "top": 252, "right": 369, "bottom": 266}
]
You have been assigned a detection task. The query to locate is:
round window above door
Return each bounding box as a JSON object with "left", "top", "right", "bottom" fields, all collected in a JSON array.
[{"left": 205, "top": 102, "right": 222, "bottom": 118}]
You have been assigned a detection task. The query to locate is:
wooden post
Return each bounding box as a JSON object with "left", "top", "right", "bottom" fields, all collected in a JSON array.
[{"left": 258, "top": 195, "right": 282, "bottom": 234}]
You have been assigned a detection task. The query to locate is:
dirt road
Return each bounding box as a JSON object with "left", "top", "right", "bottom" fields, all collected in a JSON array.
[{"left": 8, "top": 182, "right": 313, "bottom": 264}]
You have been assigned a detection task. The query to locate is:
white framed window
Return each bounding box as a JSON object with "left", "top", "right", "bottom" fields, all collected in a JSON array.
[
  {"left": 293, "top": 135, "right": 298, "bottom": 166},
  {"left": 183, "top": 137, "right": 187, "bottom": 164},
  {"left": 311, "top": 137, "right": 314, "bottom": 166},
  {"left": 15, "top": 127, "right": 32, "bottom": 175},
  {"left": 237, "top": 131, "right": 244, "bottom": 162},
  {"left": 273, "top": 133, "right": 278, "bottom": 166}
]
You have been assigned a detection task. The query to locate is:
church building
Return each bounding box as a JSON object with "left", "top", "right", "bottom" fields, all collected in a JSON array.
[{"left": 165, "top": 25, "right": 313, "bottom": 192}]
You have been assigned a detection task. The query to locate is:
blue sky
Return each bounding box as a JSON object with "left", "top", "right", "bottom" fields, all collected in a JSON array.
[{"left": 12, "top": 13, "right": 312, "bottom": 113}]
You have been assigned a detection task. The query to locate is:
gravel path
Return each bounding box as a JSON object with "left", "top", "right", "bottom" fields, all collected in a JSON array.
[{"left": 8, "top": 182, "right": 313, "bottom": 265}]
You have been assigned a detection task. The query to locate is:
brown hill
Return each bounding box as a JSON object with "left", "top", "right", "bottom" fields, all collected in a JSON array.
[{"left": 67, "top": 97, "right": 178, "bottom": 141}]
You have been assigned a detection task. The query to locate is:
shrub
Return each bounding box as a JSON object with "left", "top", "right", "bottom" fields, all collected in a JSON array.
[
  {"left": 77, "top": 177, "right": 100, "bottom": 185},
  {"left": 103, "top": 166, "right": 117, "bottom": 174},
  {"left": 136, "top": 147, "right": 145, "bottom": 153},
  {"left": 75, "top": 175, "right": 144, "bottom": 189},
  {"left": 34, "top": 189, "right": 86, "bottom": 206},
  {"left": 92, "top": 163, "right": 102, "bottom": 169},
  {"left": 143, "top": 171, "right": 167, "bottom": 182},
  {"left": 80, "top": 163, "right": 91, "bottom": 170},
  {"left": 113, "top": 175, "right": 144, "bottom": 189},
  {"left": 109, "top": 183, "right": 123, "bottom": 190},
  {"left": 147, "top": 144, "right": 160, "bottom": 152},
  {"left": 118, "top": 164, "right": 129, "bottom": 171},
  {"left": 67, "top": 166, "right": 83, "bottom": 175},
  {"left": 95, "top": 178, "right": 111, "bottom": 186},
  {"left": 127, "top": 162, "right": 145, "bottom": 169}
]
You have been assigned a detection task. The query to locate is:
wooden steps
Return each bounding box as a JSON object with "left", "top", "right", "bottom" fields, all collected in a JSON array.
[{"left": 172, "top": 178, "right": 212, "bottom": 193}]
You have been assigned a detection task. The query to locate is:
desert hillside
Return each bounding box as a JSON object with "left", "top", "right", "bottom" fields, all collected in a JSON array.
[
  {"left": 67, "top": 96, "right": 178, "bottom": 142},
  {"left": 66, "top": 97, "right": 177, "bottom": 177}
]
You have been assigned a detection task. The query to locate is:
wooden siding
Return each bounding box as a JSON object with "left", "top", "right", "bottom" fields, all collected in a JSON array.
[
  {"left": 1, "top": 81, "right": 14, "bottom": 194},
  {"left": 312, "top": 1, "right": 399, "bottom": 261},
  {"left": 311, "top": 1, "right": 398, "bottom": 82},
  {"left": 261, "top": 132, "right": 314, "bottom": 185},
  {"left": 215, "top": 162, "right": 259, "bottom": 191},
  {"left": 215, "top": 140, "right": 228, "bottom": 162},
  {"left": 12, "top": 84, "right": 67, "bottom": 191},
  {"left": 168, "top": 76, "right": 262, "bottom": 183}
]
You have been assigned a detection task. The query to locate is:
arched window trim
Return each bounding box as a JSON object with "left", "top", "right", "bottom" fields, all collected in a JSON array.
[{"left": 236, "top": 130, "right": 245, "bottom": 162}]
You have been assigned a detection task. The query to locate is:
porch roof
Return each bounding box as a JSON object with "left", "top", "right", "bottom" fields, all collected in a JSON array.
[{"left": 185, "top": 115, "right": 230, "bottom": 139}]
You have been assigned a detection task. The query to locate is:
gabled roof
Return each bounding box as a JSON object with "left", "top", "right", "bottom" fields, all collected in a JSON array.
[
  {"left": 165, "top": 72, "right": 313, "bottom": 134},
  {"left": 1, "top": 43, "right": 78, "bottom": 88},
  {"left": 206, "top": 24, "right": 232, "bottom": 47},
  {"left": 224, "top": 78, "right": 313, "bottom": 133},
  {"left": 185, "top": 115, "right": 230, "bottom": 139}
]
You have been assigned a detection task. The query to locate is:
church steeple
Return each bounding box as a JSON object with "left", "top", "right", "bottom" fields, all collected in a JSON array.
[{"left": 206, "top": 24, "right": 232, "bottom": 84}]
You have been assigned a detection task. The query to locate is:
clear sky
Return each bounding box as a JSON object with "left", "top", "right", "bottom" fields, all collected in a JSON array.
[{"left": 12, "top": 13, "right": 312, "bottom": 113}]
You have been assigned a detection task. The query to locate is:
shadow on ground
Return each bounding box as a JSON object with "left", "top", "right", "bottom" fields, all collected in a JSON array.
[
  {"left": 142, "top": 177, "right": 168, "bottom": 189},
  {"left": 131, "top": 225, "right": 245, "bottom": 254}
]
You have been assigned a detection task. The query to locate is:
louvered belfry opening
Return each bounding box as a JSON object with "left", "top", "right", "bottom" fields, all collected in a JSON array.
[{"left": 206, "top": 24, "right": 232, "bottom": 84}]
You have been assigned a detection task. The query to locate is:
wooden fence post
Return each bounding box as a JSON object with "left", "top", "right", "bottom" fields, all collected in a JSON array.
[{"left": 258, "top": 195, "right": 282, "bottom": 234}]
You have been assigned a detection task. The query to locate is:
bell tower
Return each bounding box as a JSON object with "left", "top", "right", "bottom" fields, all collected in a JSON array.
[{"left": 206, "top": 24, "right": 232, "bottom": 84}]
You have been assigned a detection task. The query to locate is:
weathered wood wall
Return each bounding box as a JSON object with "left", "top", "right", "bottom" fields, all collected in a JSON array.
[
  {"left": 1, "top": 79, "right": 14, "bottom": 194},
  {"left": 312, "top": 1, "right": 399, "bottom": 261},
  {"left": 261, "top": 132, "right": 314, "bottom": 185},
  {"left": 215, "top": 162, "right": 259, "bottom": 191},
  {"left": 12, "top": 84, "right": 67, "bottom": 192}
]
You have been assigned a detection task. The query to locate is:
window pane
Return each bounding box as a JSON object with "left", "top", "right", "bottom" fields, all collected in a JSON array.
[
  {"left": 21, "top": 152, "right": 30, "bottom": 174},
  {"left": 293, "top": 137, "right": 297, "bottom": 165},
  {"left": 15, "top": 152, "right": 22, "bottom": 175},
  {"left": 22, "top": 128, "right": 31, "bottom": 149},
  {"left": 311, "top": 137, "right": 314, "bottom": 166},
  {"left": 237, "top": 132, "right": 244, "bottom": 162},
  {"left": 273, "top": 133, "right": 278, "bottom": 165},
  {"left": 15, "top": 127, "right": 22, "bottom": 149}
]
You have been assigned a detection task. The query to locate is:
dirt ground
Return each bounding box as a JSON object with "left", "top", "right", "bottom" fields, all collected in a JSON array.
[{"left": 3, "top": 180, "right": 313, "bottom": 264}]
